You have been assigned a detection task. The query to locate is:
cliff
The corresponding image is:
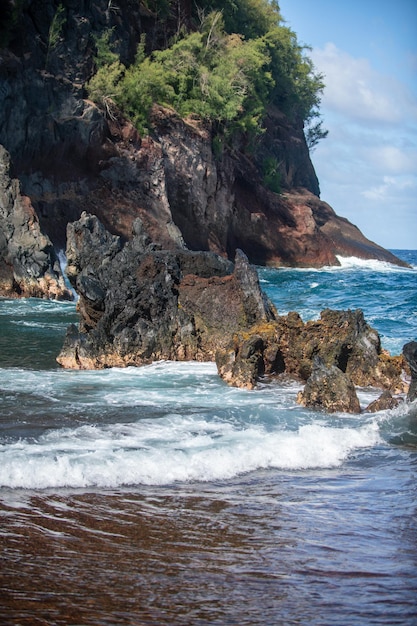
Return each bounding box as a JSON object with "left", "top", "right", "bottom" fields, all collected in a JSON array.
[{"left": 0, "top": 0, "right": 408, "bottom": 300}]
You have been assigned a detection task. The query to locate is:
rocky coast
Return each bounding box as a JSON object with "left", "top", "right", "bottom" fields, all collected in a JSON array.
[
  {"left": 0, "top": 0, "right": 413, "bottom": 410},
  {"left": 56, "top": 211, "right": 410, "bottom": 413}
]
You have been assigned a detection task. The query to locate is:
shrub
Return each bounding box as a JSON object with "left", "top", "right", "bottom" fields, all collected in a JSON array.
[
  {"left": 262, "top": 156, "right": 282, "bottom": 193},
  {"left": 45, "top": 3, "right": 66, "bottom": 69},
  {"left": 86, "top": 0, "right": 327, "bottom": 150}
]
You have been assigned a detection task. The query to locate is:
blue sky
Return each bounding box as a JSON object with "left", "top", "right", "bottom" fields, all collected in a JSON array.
[{"left": 278, "top": 0, "right": 417, "bottom": 249}]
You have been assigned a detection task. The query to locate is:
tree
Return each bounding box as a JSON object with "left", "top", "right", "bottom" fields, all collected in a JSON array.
[
  {"left": 86, "top": 0, "right": 328, "bottom": 149},
  {"left": 305, "top": 119, "right": 329, "bottom": 151}
]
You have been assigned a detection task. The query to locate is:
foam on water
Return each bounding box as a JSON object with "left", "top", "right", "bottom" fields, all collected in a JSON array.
[
  {"left": 335, "top": 255, "right": 414, "bottom": 272},
  {"left": 0, "top": 412, "right": 382, "bottom": 488},
  {"left": 1, "top": 251, "right": 416, "bottom": 491},
  {"left": 0, "top": 297, "right": 76, "bottom": 316},
  {"left": 0, "top": 359, "right": 391, "bottom": 489},
  {"left": 0, "top": 362, "right": 301, "bottom": 413},
  {"left": 258, "top": 250, "right": 416, "bottom": 355}
]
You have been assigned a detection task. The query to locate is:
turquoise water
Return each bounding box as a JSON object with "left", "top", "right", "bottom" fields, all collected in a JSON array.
[{"left": 0, "top": 251, "right": 416, "bottom": 625}]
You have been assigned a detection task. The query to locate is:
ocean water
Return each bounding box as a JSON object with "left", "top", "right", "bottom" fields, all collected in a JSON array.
[{"left": 0, "top": 250, "right": 416, "bottom": 625}]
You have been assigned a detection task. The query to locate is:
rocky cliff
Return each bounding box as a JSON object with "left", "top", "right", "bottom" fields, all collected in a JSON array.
[{"left": 0, "top": 0, "right": 408, "bottom": 300}]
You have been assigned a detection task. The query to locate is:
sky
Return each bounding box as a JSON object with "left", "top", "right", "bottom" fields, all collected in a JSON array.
[{"left": 278, "top": 0, "right": 417, "bottom": 250}]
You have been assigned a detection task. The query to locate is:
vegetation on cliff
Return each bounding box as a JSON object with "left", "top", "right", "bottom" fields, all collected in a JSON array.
[
  {"left": 87, "top": 0, "right": 327, "bottom": 148},
  {"left": 2, "top": 0, "right": 403, "bottom": 273}
]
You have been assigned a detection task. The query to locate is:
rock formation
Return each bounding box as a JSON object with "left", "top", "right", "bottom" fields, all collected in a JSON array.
[
  {"left": 56, "top": 212, "right": 407, "bottom": 412},
  {"left": 364, "top": 390, "right": 401, "bottom": 413},
  {"left": 0, "top": 2, "right": 412, "bottom": 410},
  {"left": 215, "top": 308, "right": 406, "bottom": 393},
  {"left": 57, "top": 212, "right": 276, "bottom": 369},
  {"left": 296, "top": 357, "right": 361, "bottom": 414},
  {"left": 403, "top": 341, "right": 417, "bottom": 402},
  {"left": 0, "top": 145, "right": 71, "bottom": 299},
  {"left": 0, "top": 0, "right": 409, "bottom": 301}
]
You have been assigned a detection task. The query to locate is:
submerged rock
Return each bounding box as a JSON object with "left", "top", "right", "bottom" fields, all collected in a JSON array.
[
  {"left": 296, "top": 357, "right": 361, "bottom": 414},
  {"left": 364, "top": 390, "right": 401, "bottom": 413}
]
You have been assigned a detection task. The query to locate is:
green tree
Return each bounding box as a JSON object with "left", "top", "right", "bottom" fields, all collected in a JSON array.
[
  {"left": 305, "top": 118, "right": 329, "bottom": 151},
  {"left": 262, "top": 156, "right": 282, "bottom": 193},
  {"left": 86, "top": 60, "right": 125, "bottom": 119},
  {"left": 196, "top": 0, "right": 282, "bottom": 39},
  {"left": 86, "top": 0, "right": 327, "bottom": 150},
  {"left": 93, "top": 28, "right": 119, "bottom": 68}
]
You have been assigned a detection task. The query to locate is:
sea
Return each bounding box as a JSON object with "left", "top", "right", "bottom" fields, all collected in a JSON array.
[{"left": 0, "top": 250, "right": 416, "bottom": 625}]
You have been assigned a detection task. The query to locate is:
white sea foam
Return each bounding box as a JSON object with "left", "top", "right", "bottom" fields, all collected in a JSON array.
[
  {"left": 10, "top": 320, "right": 69, "bottom": 329},
  {"left": 0, "top": 297, "right": 76, "bottom": 316},
  {"left": 0, "top": 362, "right": 301, "bottom": 412},
  {"left": 260, "top": 255, "right": 414, "bottom": 274},
  {"left": 0, "top": 414, "right": 382, "bottom": 489},
  {"left": 335, "top": 255, "right": 413, "bottom": 272}
]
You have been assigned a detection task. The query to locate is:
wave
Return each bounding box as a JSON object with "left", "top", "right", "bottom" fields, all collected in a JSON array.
[
  {"left": 10, "top": 320, "right": 70, "bottom": 329},
  {"left": 0, "top": 297, "right": 76, "bottom": 316},
  {"left": 0, "top": 362, "right": 301, "bottom": 424},
  {"left": 335, "top": 256, "right": 415, "bottom": 271},
  {"left": 258, "top": 255, "right": 416, "bottom": 276},
  {"left": 0, "top": 413, "right": 382, "bottom": 489}
]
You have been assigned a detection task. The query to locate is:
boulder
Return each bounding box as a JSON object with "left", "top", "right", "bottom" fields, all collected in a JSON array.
[
  {"left": 403, "top": 341, "right": 417, "bottom": 402},
  {"left": 364, "top": 390, "right": 401, "bottom": 413},
  {"left": 296, "top": 357, "right": 361, "bottom": 414},
  {"left": 216, "top": 334, "right": 267, "bottom": 390},
  {"left": 215, "top": 308, "right": 406, "bottom": 392}
]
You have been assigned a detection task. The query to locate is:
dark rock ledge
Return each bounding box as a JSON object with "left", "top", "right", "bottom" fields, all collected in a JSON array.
[
  {"left": 216, "top": 308, "right": 408, "bottom": 412},
  {"left": 57, "top": 213, "right": 409, "bottom": 413}
]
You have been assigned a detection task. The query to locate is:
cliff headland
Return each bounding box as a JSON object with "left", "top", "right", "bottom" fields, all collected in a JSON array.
[{"left": 0, "top": 0, "right": 407, "bottom": 301}]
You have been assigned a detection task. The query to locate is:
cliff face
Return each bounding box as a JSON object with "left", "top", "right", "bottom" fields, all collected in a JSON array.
[{"left": 0, "top": 0, "right": 407, "bottom": 299}]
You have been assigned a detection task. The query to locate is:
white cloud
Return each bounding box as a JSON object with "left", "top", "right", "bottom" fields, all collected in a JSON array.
[
  {"left": 361, "top": 175, "right": 417, "bottom": 201},
  {"left": 360, "top": 145, "right": 417, "bottom": 174},
  {"left": 307, "top": 42, "right": 417, "bottom": 248},
  {"left": 311, "top": 43, "right": 417, "bottom": 125}
]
